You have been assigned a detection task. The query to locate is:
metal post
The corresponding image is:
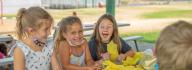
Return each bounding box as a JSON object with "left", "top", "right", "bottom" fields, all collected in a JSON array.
[
  {"left": 106, "top": 0, "right": 115, "bottom": 16},
  {"left": 85, "top": 0, "right": 87, "bottom": 8},
  {"left": 0, "top": 0, "right": 3, "bottom": 24},
  {"left": 134, "top": 40, "right": 139, "bottom": 52},
  {"left": 92, "top": 0, "right": 94, "bottom": 8}
]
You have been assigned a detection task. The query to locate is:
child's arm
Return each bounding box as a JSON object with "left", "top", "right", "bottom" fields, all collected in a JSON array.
[
  {"left": 117, "top": 38, "right": 136, "bottom": 61},
  {"left": 84, "top": 41, "right": 101, "bottom": 70},
  {"left": 126, "top": 49, "right": 135, "bottom": 57},
  {"left": 117, "top": 49, "right": 135, "bottom": 61},
  {"left": 51, "top": 51, "right": 62, "bottom": 70},
  {"left": 13, "top": 47, "right": 25, "bottom": 70},
  {"left": 59, "top": 41, "right": 96, "bottom": 70},
  {"left": 84, "top": 40, "right": 95, "bottom": 66}
]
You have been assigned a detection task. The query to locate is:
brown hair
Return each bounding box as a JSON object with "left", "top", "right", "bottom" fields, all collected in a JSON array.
[
  {"left": 54, "top": 16, "right": 82, "bottom": 53},
  {"left": 156, "top": 21, "right": 192, "bottom": 70},
  {"left": 16, "top": 6, "right": 53, "bottom": 40},
  {"left": 91, "top": 14, "right": 121, "bottom": 57},
  {"left": 72, "top": 11, "right": 77, "bottom": 16}
]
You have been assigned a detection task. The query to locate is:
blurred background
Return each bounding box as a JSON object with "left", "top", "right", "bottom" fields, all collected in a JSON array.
[{"left": 1, "top": 1, "right": 192, "bottom": 69}]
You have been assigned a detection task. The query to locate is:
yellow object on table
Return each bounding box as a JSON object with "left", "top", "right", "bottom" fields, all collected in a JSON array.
[
  {"left": 103, "top": 60, "right": 143, "bottom": 70},
  {"left": 107, "top": 41, "right": 119, "bottom": 62},
  {"left": 123, "top": 52, "right": 143, "bottom": 66}
]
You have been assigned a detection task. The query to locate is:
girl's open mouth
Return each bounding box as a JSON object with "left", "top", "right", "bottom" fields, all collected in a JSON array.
[
  {"left": 73, "top": 37, "right": 84, "bottom": 42},
  {"left": 102, "top": 33, "right": 109, "bottom": 38}
]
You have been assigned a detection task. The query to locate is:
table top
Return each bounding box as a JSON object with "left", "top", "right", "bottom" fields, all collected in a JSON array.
[
  {"left": 54, "top": 23, "right": 130, "bottom": 31},
  {"left": 0, "top": 57, "right": 14, "bottom": 66},
  {"left": 0, "top": 35, "right": 13, "bottom": 42}
]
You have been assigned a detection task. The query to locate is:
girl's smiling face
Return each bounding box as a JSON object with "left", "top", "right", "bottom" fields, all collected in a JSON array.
[
  {"left": 99, "top": 19, "right": 113, "bottom": 43},
  {"left": 63, "top": 23, "right": 84, "bottom": 46}
]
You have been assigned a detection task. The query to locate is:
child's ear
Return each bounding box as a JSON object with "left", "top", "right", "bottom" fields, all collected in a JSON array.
[{"left": 27, "top": 27, "right": 35, "bottom": 36}]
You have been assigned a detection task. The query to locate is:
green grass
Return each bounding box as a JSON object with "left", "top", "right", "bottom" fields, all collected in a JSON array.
[
  {"left": 48, "top": 8, "right": 105, "bottom": 19},
  {"left": 85, "top": 31, "right": 160, "bottom": 43},
  {"left": 142, "top": 10, "right": 192, "bottom": 19},
  {"left": 120, "top": 31, "right": 160, "bottom": 43},
  {"left": 3, "top": 14, "right": 16, "bottom": 19},
  {"left": 3, "top": 8, "right": 105, "bottom": 19},
  {"left": 4, "top": 8, "right": 192, "bottom": 20}
]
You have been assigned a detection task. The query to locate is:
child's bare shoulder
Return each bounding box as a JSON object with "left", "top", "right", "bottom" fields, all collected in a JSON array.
[
  {"left": 82, "top": 39, "right": 89, "bottom": 49},
  {"left": 82, "top": 39, "right": 88, "bottom": 45},
  {"left": 59, "top": 41, "right": 70, "bottom": 49},
  {"left": 14, "top": 47, "right": 24, "bottom": 59}
]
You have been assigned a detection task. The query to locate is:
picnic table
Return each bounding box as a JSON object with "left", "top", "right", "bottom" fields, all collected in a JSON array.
[
  {"left": 54, "top": 22, "right": 143, "bottom": 51},
  {"left": 54, "top": 22, "right": 130, "bottom": 31},
  {"left": 0, "top": 35, "right": 13, "bottom": 43},
  {"left": 123, "top": 36, "right": 144, "bottom": 52},
  {"left": 0, "top": 22, "right": 142, "bottom": 66},
  {"left": 83, "top": 23, "right": 130, "bottom": 36},
  {"left": 82, "top": 23, "right": 143, "bottom": 51},
  {"left": 0, "top": 57, "right": 13, "bottom": 66},
  {"left": 0, "top": 35, "right": 14, "bottom": 66}
]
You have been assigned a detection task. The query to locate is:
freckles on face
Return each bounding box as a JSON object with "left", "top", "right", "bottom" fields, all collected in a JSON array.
[{"left": 99, "top": 19, "right": 113, "bottom": 42}]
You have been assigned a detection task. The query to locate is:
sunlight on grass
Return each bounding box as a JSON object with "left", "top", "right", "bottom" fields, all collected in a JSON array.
[
  {"left": 120, "top": 31, "right": 160, "bottom": 43},
  {"left": 3, "top": 14, "right": 16, "bottom": 19},
  {"left": 85, "top": 31, "right": 160, "bottom": 43},
  {"left": 47, "top": 8, "right": 105, "bottom": 19},
  {"left": 142, "top": 10, "right": 192, "bottom": 18}
]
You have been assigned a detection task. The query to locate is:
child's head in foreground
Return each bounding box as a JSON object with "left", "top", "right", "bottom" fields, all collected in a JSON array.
[{"left": 156, "top": 20, "right": 192, "bottom": 70}]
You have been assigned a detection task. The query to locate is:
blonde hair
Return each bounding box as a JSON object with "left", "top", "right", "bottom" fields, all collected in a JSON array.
[
  {"left": 156, "top": 21, "right": 192, "bottom": 70},
  {"left": 54, "top": 16, "right": 82, "bottom": 54},
  {"left": 91, "top": 14, "right": 121, "bottom": 58},
  {"left": 16, "top": 6, "right": 53, "bottom": 40}
]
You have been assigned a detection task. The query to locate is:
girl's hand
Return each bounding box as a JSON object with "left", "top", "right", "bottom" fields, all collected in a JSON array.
[
  {"left": 94, "top": 62, "right": 102, "bottom": 70},
  {"left": 86, "top": 66, "right": 97, "bottom": 70},
  {"left": 95, "top": 59, "right": 103, "bottom": 65},
  {"left": 127, "top": 50, "right": 135, "bottom": 57},
  {"left": 101, "top": 53, "right": 110, "bottom": 60},
  {"left": 117, "top": 54, "right": 127, "bottom": 61}
]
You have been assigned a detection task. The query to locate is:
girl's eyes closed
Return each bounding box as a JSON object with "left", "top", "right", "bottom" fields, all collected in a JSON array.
[{"left": 71, "top": 31, "right": 76, "bottom": 35}]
